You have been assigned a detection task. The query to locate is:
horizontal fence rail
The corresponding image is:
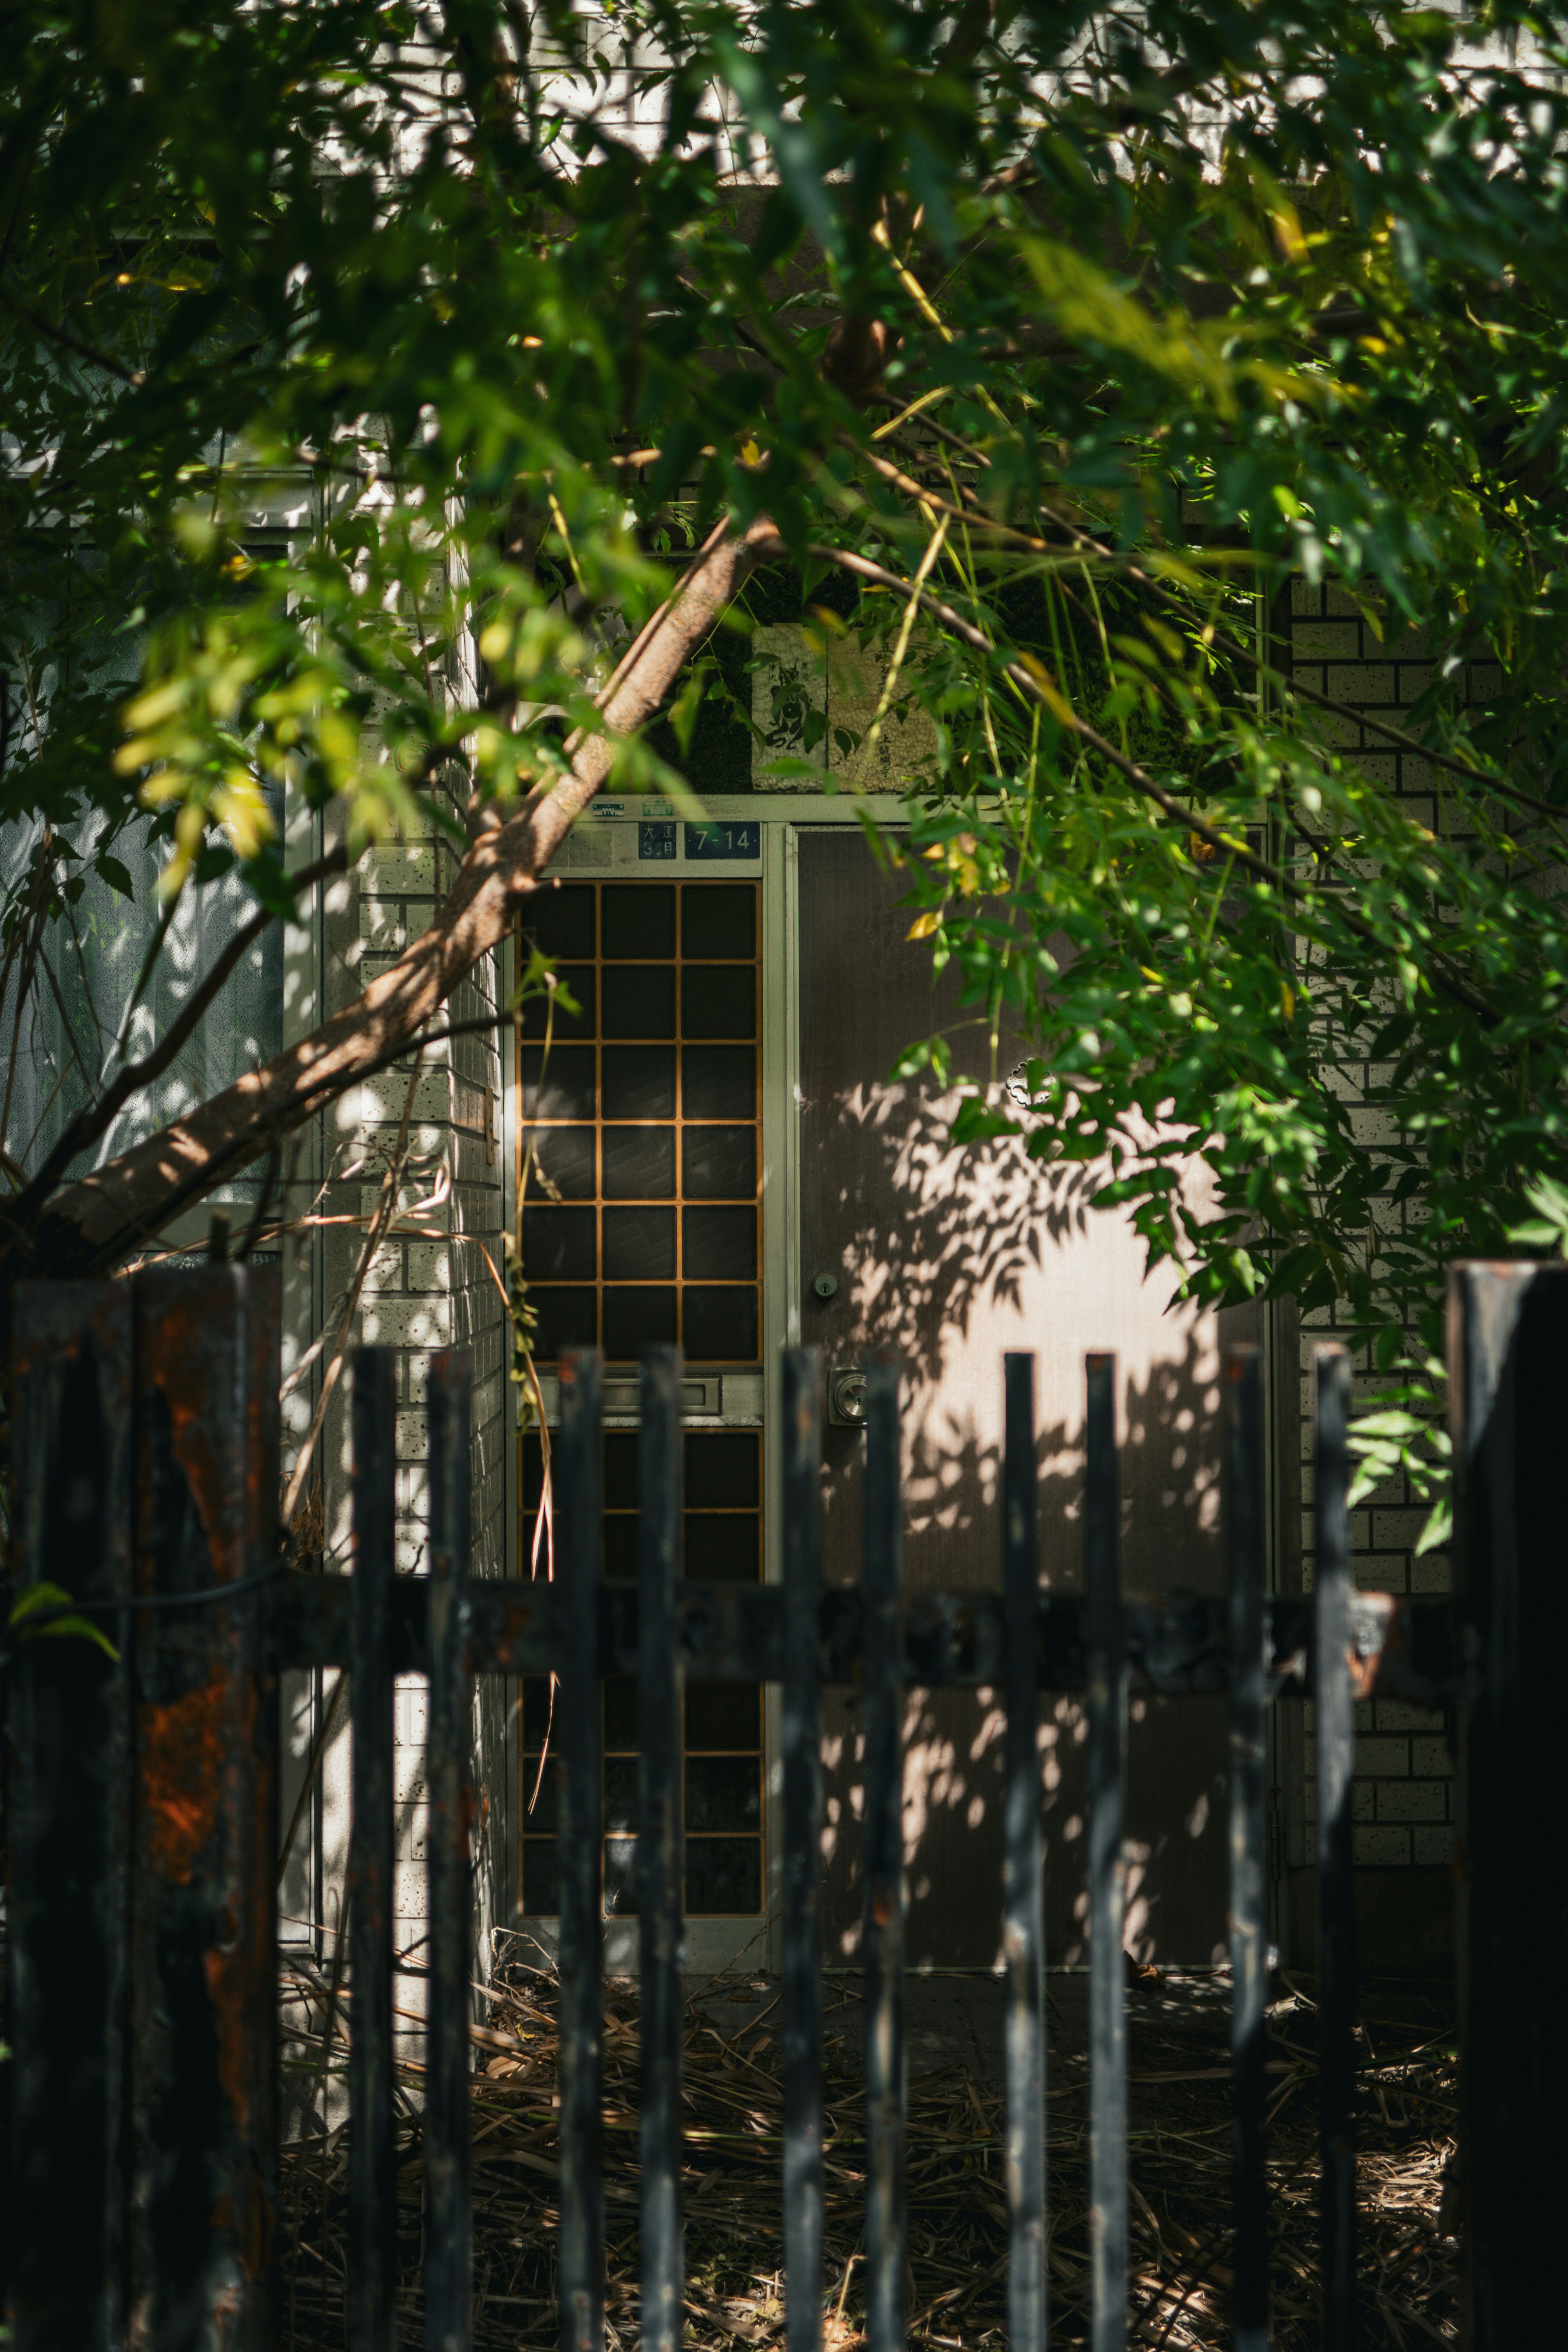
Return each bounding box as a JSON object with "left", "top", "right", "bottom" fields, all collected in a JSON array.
[
  {"left": 264, "top": 1574, "right": 1457, "bottom": 1699},
  {"left": 6, "top": 1263, "right": 1562, "bottom": 2352}
]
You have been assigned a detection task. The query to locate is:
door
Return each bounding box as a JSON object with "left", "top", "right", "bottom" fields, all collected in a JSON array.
[
  {"left": 513, "top": 875, "right": 769, "bottom": 1970},
  {"left": 797, "top": 829, "right": 1243, "bottom": 1969}
]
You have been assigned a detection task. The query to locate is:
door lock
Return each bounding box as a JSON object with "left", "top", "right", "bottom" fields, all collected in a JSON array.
[
  {"left": 811, "top": 1270, "right": 839, "bottom": 1301},
  {"left": 828, "top": 1367, "right": 868, "bottom": 1426}
]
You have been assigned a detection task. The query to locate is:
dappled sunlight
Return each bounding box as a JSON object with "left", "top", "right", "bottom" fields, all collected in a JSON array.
[
  {"left": 808, "top": 1080, "right": 1238, "bottom": 1969},
  {"left": 799, "top": 829, "right": 1246, "bottom": 1966}
]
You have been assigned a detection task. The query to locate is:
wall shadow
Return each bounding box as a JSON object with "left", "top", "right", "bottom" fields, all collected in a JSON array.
[{"left": 798, "top": 829, "right": 1247, "bottom": 1968}]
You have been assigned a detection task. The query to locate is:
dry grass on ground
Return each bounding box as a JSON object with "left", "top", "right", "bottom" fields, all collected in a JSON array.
[{"left": 277, "top": 1965, "right": 1459, "bottom": 2348}]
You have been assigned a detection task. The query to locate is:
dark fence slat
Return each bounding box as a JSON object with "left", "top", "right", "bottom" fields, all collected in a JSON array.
[
  {"left": 1002, "top": 1353, "right": 1046, "bottom": 2352},
  {"left": 558, "top": 1349, "right": 605, "bottom": 2352},
  {"left": 1227, "top": 1347, "right": 1269, "bottom": 2352},
  {"left": 640, "top": 1348, "right": 686, "bottom": 2352},
  {"left": 1314, "top": 1346, "right": 1357, "bottom": 2352},
  {"left": 863, "top": 1350, "right": 906, "bottom": 2352},
  {"left": 1085, "top": 1353, "right": 1126, "bottom": 2352},
  {"left": 426, "top": 1353, "right": 474, "bottom": 2352},
  {"left": 781, "top": 1348, "right": 824, "bottom": 2352},
  {"left": 7, "top": 1283, "right": 134, "bottom": 2352},
  {"left": 1450, "top": 1262, "right": 1568, "bottom": 2351},
  {"left": 349, "top": 1347, "right": 398, "bottom": 2352}
]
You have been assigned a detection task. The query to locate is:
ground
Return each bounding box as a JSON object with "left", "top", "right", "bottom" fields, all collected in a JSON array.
[{"left": 277, "top": 1963, "right": 1458, "bottom": 2346}]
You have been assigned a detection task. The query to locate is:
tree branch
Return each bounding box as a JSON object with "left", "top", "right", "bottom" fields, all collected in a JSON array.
[
  {"left": 857, "top": 434, "right": 1561, "bottom": 824},
  {"left": 10, "top": 844, "right": 350, "bottom": 1220},
  {"left": 22, "top": 515, "right": 774, "bottom": 1278},
  {"left": 0, "top": 288, "right": 146, "bottom": 386},
  {"left": 762, "top": 535, "right": 1496, "bottom": 1025}
]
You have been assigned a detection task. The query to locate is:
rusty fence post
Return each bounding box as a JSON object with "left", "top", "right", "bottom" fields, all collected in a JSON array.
[
  {"left": 129, "top": 1265, "right": 282, "bottom": 2350},
  {"left": 6, "top": 1282, "right": 134, "bottom": 2352},
  {"left": 1450, "top": 1262, "right": 1568, "bottom": 2352}
]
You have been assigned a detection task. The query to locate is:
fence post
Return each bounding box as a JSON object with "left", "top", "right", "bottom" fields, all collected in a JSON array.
[
  {"left": 7, "top": 1282, "right": 134, "bottom": 2352},
  {"left": 348, "top": 1347, "right": 398, "bottom": 2352},
  {"left": 1226, "top": 1346, "right": 1268, "bottom": 2352},
  {"left": 129, "top": 1265, "right": 281, "bottom": 2350},
  {"left": 1002, "top": 1353, "right": 1045, "bottom": 2352},
  {"left": 1085, "top": 1354, "right": 1126, "bottom": 2352},
  {"left": 1449, "top": 1263, "right": 1568, "bottom": 2351},
  {"left": 863, "top": 1350, "right": 906, "bottom": 2352},
  {"left": 781, "top": 1348, "right": 824, "bottom": 2352},
  {"left": 1314, "top": 1348, "right": 1357, "bottom": 2352},
  {"left": 640, "top": 1347, "right": 686, "bottom": 2352},
  {"left": 557, "top": 1348, "right": 605, "bottom": 2352},
  {"left": 426, "top": 1350, "right": 474, "bottom": 2352}
]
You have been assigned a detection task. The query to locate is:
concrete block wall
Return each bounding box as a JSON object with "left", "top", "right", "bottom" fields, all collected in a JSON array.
[
  {"left": 298, "top": 787, "right": 512, "bottom": 2000},
  {"left": 1280, "top": 579, "right": 1473, "bottom": 1971}
]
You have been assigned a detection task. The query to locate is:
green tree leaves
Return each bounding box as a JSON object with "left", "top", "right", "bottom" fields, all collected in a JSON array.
[{"left": 7, "top": 0, "right": 1568, "bottom": 1421}]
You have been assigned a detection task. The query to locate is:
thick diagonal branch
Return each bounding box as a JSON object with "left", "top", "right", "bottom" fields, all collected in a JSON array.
[
  {"left": 26, "top": 515, "right": 773, "bottom": 1278},
  {"left": 10, "top": 844, "right": 352, "bottom": 1227}
]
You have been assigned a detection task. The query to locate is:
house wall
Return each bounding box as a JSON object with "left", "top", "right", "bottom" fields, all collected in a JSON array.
[
  {"left": 735, "top": 597, "right": 1472, "bottom": 1978},
  {"left": 274, "top": 778, "right": 514, "bottom": 2061},
  {"left": 1277, "top": 581, "right": 1481, "bottom": 1974},
  {"left": 303, "top": 584, "right": 1474, "bottom": 1991},
  {"left": 284, "top": 41, "right": 1513, "bottom": 1986}
]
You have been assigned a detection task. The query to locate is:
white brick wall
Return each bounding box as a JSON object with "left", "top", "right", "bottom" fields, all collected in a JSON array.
[
  {"left": 352, "top": 791, "right": 511, "bottom": 1960},
  {"left": 292, "top": 775, "right": 512, "bottom": 2007},
  {"left": 1285, "top": 579, "right": 1464, "bottom": 1915}
]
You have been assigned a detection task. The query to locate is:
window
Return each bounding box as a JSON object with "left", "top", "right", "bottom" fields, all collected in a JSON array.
[
  {"left": 517, "top": 880, "right": 761, "bottom": 1365},
  {"left": 518, "top": 1428, "right": 764, "bottom": 1916},
  {"left": 516, "top": 878, "right": 766, "bottom": 1918}
]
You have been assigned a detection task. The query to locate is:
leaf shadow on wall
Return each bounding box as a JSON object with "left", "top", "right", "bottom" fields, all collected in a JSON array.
[{"left": 807, "top": 1087, "right": 1238, "bottom": 1971}]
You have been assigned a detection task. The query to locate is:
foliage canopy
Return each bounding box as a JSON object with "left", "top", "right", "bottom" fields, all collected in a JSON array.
[{"left": 7, "top": 0, "right": 1568, "bottom": 1494}]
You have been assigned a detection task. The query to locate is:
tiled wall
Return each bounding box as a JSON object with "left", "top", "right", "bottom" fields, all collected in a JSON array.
[
  {"left": 301, "top": 794, "right": 513, "bottom": 2006},
  {"left": 1282, "top": 580, "right": 1476, "bottom": 1965}
]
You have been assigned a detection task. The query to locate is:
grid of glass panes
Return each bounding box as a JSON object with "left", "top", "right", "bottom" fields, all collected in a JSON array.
[
  {"left": 517, "top": 881, "right": 760, "bottom": 1365},
  {"left": 518, "top": 1429, "right": 764, "bottom": 1916}
]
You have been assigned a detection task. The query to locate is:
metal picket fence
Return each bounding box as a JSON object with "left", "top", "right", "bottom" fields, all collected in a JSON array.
[{"left": 2, "top": 1262, "right": 1561, "bottom": 2350}]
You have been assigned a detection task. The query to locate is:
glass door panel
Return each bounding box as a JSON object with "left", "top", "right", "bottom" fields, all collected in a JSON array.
[{"left": 515, "top": 880, "right": 765, "bottom": 1922}]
